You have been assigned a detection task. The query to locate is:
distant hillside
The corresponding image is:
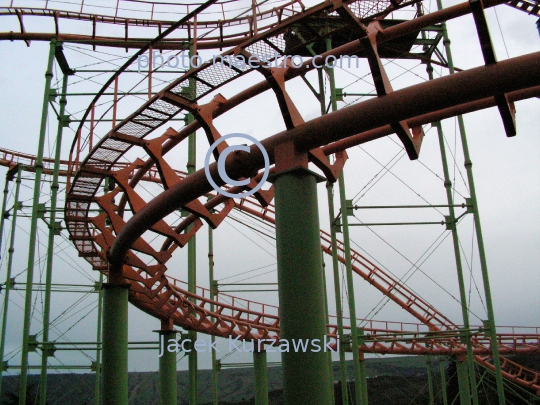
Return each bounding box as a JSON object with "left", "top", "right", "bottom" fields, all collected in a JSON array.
[{"left": 2, "top": 356, "right": 539, "bottom": 404}]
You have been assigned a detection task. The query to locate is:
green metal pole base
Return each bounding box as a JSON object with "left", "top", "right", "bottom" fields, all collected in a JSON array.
[
  {"left": 253, "top": 350, "right": 269, "bottom": 405},
  {"left": 273, "top": 167, "right": 334, "bottom": 405},
  {"left": 456, "top": 358, "right": 472, "bottom": 405},
  {"left": 102, "top": 283, "right": 129, "bottom": 405},
  {"left": 158, "top": 329, "right": 178, "bottom": 405}
]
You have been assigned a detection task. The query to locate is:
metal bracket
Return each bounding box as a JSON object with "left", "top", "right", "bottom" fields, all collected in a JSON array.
[
  {"left": 37, "top": 203, "right": 46, "bottom": 219},
  {"left": 465, "top": 197, "right": 474, "bottom": 214},
  {"left": 60, "top": 114, "right": 71, "bottom": 128},
  {"left": 48, "top": 88, "right": 58, "bottom": 102},
  {"left": 470, "top": 0, "right": 516, "bottom": 137},
  {"left": 42, "top": 341, "right": 57, "bottom": 357},
  {"left": 52, "top": 221, "right": 62, "bottom": 235},
  {"left": 444, "top": 215, "right": 454, "bottom": 230},
  {"left": 346, "top": 199, "right": 354, "bottom": 217},
  {"left": 332, "top": 7, "right": 425, "bottom": 158},
  {"left": 482, "top": 319, "right": 491, "bottom": 338},
  {"left": 28, "top": 334, "right": 38, "bottom": 352},
  {"left": 458, "top": 328, "right": 468, "bottom": 344}
]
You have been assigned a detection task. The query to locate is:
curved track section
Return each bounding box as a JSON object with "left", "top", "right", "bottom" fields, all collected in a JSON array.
[
  {"left": 1, "top": 0, "right": 537, "bottom": 49},
  {"left": 59, "top": 0, "right": 540, "bottom": 396}
]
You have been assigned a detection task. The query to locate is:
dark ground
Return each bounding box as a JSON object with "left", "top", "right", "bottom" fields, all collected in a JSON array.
[{"left": 2, "top": 355, "right": 539, "bottom": 404}]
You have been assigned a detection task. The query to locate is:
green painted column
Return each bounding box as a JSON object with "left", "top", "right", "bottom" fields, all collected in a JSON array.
[
  {"left": 326, "top": 182, "right": 350, "bottom": 405},
  {"left": 456, "top": 359, "right": 472, "bottom": 405},
  {"left": 326, "top": 36, "right": 367, "bottom": 405},
  {"left": 273, "top": 167, "right": 334, "bottom": 405},
  {"left": 435, "top": 1, "right": 505, "bottom": 402},
  {"left": 159, "top": 328, "right": 178, "bottom": 405},
  {"left": 416, "top": 2, "right": 479, "bottom": 399},
  {"left": 39, "top": 67, "right": 70, "bottom": 405},
  {"left": 186, "top": 109, "right": 198, "bottom": 405},
  {"left": 102, "top": 283, "right": 129, "bottom": 405},
  {"left": 208, "top": 224, "right": 219, "bottom": 405},
  {"left": 187, "top": 40, "right": 198, "bottom": 404},
  {"left": 440, "top": 357, "right": 449, "bottom": 405},
  {"left": 426, "top": 63, "right": 479, "bottom": 405},
  {"left": 426, "top": 357, "right": 435, "bottom": 405},
  {"left": 0, "top": 166, "right": 22, "bottom": 401},
  {"left": 318, "top": 54, "right": 349, "bottom": 405},
  {"left": 95, "top": 272, "right": 104, "bottom": 405},
  {"left": 0, "top": 168, "right": 11, "bottom": 263},
  {"left": 253, "top": 350, "right": 268, "bottom": 405},
  {"left": 19, "top": 39, "right": 56, "bottom": 405}
]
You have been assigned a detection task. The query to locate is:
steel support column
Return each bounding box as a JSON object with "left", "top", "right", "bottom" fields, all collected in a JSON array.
[
  {"left": 0, "top": 166, "right": 22, "bottom": 400},
  {"left": 187, "top": 42, "right": 198, "bottom": 405},
  {"left": 39, "top": 68, "right": 69, "bottom": 405},
  {"left": 440, "top": 357, "right": 449, "bottom": 405},
  {"left": 436, "top": 1, "right": 506, "bottom": 402},
  {"left": 19, "top": 39, "right": 56, "bottom": 405},
  {"left": 320, "top": 59, "right": 349, "bottom": 405},
  {"left": 187, "top": 111, "right": 198, "bottom": 405},
  {"left": 456, "top": 359, "right": 472, "bottom": 405},
  {"left": 208, "top": 225, "right": 219, "bottom": 405},
  {"left": 95, "top": 272, "right": 104, "bottom": 405},
  {"left": 102, "top": 283, "right": 129, "bottom": 405},
  {"left": 158, "top": 325, "right": 178, "bottom": 405},
  {"left": 427, "top": 357, "right": 435, "bottom": 405},
  {"left": 326, "top": 37, "right": 367, "bottom": 405},
  {"left": 426, "top": 59, "right": 479, "bottom": 404},
  {"left": 273, "top": 167, "right": 334, "bottom": 405},
  {"left": 253, "top": 350, "right": 268, "bottom": 405},
  {"left": 326, "top": 181, "right": 350, "bottom": 405}
]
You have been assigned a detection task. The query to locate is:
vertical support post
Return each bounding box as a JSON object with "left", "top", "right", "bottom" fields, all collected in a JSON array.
[
  {"left": 317, "top": 54, "right": 349, "bottom": 405},
  {"left": 326, "top": 182, "right": 350, "bottom": 405},
  {"left": 19, "top": 39, "right": 56, "bottom": 405},
  {"left": 456, "top": 358, "right": 472, "bottom": 405},
  {"left": 95, "top": 272, "right": 104, "bottom": 405},
  {"left": 102, "top": 283, "right": 129, "bottom": 405},
  {"left": 112, "top": 75, "right": 118, "bottom": 128},
  {"left": 0, "top": 167, "right": 11, "bottom": 257},
  {"left": 158, "top": 320, "right": 178, "bottom": 405},
  {"left": 426, "top": 61, "right": 479, "bottom": 405},
  {"left": 253, "top": 350, "right": 268, "bottom": 405},
  {"left": 273, "top": 168, "right": 334, "bottom": 405},
  {"left": 148, "top": 46, "right": 153, "bottom": 100},
  {"left": 187, "top": 41, "right": 198, "bottom": 405},
  {"left": 0, "top": 166, "right": 22, "bottom": 400},
  {"left": 39, "top": 67, "right": 70, "bottom": 405},
  {"left": 90, "top": 103, "right": 95, "bottom": 151},
  {"left": 208, "top": 224, "right": 219, "bottom": 405},
  {"left": 252, "top": 0, "right": 258, "bottom": 36},
  {"left": 440, "top": 357, "right": 449, "bottom": 405},
  {"left": 326, "top": 37, "right": 367, "bottom": 405},
  {"left": 436, "top": 1, "right": 505, "bottom": 402},
  {"left": 426, "top": 357, "right": 435, "bottom": 405}
]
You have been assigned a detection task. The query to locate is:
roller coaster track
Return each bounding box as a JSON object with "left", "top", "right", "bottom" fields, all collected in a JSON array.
[
  {"left": 62, "top": 0, "right": 540, "bottom": 395},
  {"left": 0, "top": 0, "right": 537, "bottom": 49},
  {"left": 1, "top": 0, "right": 538, "bottom": 397}
]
